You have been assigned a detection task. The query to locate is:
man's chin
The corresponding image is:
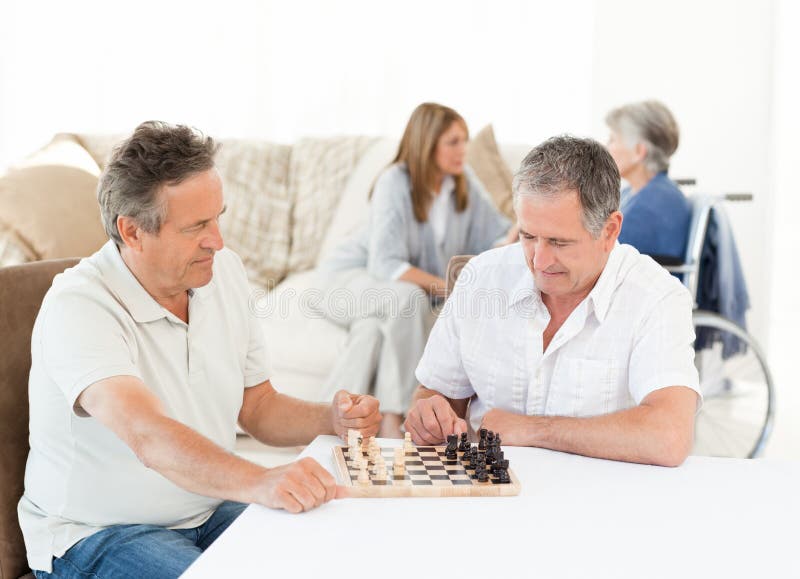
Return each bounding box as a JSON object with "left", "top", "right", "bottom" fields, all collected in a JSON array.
[{"left": 189, "top": 268, "right": 215, "bottom": 289}]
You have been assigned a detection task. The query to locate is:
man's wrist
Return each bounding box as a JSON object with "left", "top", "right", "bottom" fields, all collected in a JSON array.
[{"left": 524, "top": 415, "right": 554, "bottom": 447}]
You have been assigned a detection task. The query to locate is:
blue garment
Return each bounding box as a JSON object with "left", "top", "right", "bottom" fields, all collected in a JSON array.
[
  {"left": 33, "top": 501, "right": 246, "bottom": 578},
  {"left": 695, "top": 205, "right": 750, "bottom": 357},
  {"left": 619, "top": 172, "right": 692, "bottom": 261},
  {"left": 319, "top": 163, "right": 510, "bottom": 280}
]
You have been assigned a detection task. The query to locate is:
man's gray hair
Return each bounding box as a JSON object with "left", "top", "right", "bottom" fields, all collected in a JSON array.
[
  {"left": 97, "top": 121, "right": 219, "bottom": 247},
  {"left": 512, "top": 135, "right": 620, "bottom": 238},
  {"left": 605, "top": 100, "right": 679, "bottom": 174}
]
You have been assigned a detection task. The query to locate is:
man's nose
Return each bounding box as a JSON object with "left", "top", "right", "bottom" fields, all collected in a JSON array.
[
  {"left": 203, "top": 219, "right": 224, "bottom": 251},
  {"left": 532, "top": 241, "right": 555, "bottom": 271}
]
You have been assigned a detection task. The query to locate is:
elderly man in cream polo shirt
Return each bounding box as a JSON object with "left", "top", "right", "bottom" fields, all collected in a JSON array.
[
  {"left": 405, "top": 135, "right": 701, "bottom": 467},
  {"left": 19, "top": 121, "right": 382, "bottom": 578}
]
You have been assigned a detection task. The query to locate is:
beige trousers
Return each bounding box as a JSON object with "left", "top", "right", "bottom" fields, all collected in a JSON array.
[{"left": 314, "top": 269, "right": 438, "bottom": 415}]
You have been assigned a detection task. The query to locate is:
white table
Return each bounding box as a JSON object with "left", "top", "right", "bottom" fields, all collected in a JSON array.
[{"left": 184, "top": 436, "right": 799, "bottom": 578}]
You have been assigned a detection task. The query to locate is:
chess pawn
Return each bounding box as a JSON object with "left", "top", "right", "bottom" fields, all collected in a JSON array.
[
  {"left": 458, "top": 432, "right": 470, "bottom": 452},
  {"left": 393, "top": 447, "right": 405, "bottom": 465},
  {"left": 403, "top": 432, "right": 413, "bottom": 453},
  {"left": 358, "top": 464, "right": 370, "bottom": 484}
]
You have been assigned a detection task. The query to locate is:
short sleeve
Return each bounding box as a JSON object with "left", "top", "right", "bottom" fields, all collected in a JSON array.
[
  {"left": 628, "top": 286, "right": 701, "bottom": 405},
  {"left": 245, "top": 302, "right": 272, "bottom": 388},
  {"left": 38, "top": 291, "right": 141, "bottom": 416},
  {"left": 415, "top": 271, "right": 475, "bottom": 400}
]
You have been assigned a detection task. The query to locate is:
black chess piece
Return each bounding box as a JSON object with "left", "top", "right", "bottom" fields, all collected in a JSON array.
[
  {"left": 478, "top": 428, "right": 488, "bottom": 450},
  {"left": 458, "top": 432, "right": 469, "bottom": 452},
  {"left": 476, "top": 467, "right": 489, "bottom": 482},
  {"left": 496, "top": 459, "right": 509, "bottom": 475},
  {"left": 498, "top": 468, "right": 511, "bottom": 484},
  {"left": 445, "top": 434, "right": 458, "bottom": 459}
]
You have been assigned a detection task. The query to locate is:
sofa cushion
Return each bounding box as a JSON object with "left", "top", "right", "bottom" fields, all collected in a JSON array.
[
  {"left": 466, "top": 124, "right": 515, "bottom": 219},
  {"left": 75, "top": 133, "right": 126, "bottom": 170},
  {"left": 0, "top": 135, "right": 107, "bottom": 262},
  {"left": 287, "top": 136, "right": 377, "bottom": 274},
  {"left": 254, "top": 270, "right": 347, "bottom": 395},
  {"left": 216, "top": 140, "right": 293, "bottom": 288},
  {"left": 316, "top": 138, "right": 398, "bottom": 265}
]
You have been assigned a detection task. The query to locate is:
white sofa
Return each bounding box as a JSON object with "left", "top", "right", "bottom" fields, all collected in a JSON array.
[{"left": 0, "top": 128, "right": 529, "bottom": 403}]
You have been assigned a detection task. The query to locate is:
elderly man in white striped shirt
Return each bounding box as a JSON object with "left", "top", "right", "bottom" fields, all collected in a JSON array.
[{"left": 405, "top": 135, "right": 701, "bottom": 467}]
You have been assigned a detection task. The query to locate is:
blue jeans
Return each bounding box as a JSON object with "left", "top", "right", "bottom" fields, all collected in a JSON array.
[{"left": 34, "top": 501, "right": 247, "bottom": 579}]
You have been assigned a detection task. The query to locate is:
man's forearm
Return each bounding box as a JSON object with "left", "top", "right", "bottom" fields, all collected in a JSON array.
[
  {"left": 498, "top": 405, "right": 692, "bottom": 467},
  {"left": 242, "top": 390, "right": 334, "bottom": 446},
  {"left": 135, "top": 415, "right": 270, "bottom": 503}
]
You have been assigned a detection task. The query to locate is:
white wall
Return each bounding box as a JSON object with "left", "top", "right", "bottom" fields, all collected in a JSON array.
[
  {"left": 764, "top": 0, "right": 800, "bottom": 459},
  {"left": 0, "top": 0, "right": 595, "bottom": 163}
]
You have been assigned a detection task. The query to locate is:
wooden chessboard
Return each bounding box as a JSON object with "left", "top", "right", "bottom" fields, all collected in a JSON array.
[{"left": 333, "top": 444, "right": 521, "bottom": 498}]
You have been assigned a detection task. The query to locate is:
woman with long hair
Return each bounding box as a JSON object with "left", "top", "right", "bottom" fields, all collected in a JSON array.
[{"left": 317, "top": 102, "right": 515, "bottom": 437}]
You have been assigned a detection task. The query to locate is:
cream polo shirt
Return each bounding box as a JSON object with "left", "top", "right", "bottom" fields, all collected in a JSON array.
[
  {"left": 18, "top": 241, "right": 271, "bottom": 573},
  {"left": 416, "top": 242, "right": 700, "bottom": 431}
]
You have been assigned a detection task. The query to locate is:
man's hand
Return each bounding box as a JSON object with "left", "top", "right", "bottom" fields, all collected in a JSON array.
[
  {"left": 253, "top": 457, "right": 340, "bottom": 513},
  {"left": 405, "top": 394, "right": 467, "bottom": 445},
  {"left": 331, "top": 390, "right": 381, "bottom": 440},
  {"left": 479, "top": 408, "right": 531, "bottom": 445}
]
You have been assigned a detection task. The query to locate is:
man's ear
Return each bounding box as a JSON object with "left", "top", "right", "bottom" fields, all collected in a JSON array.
[
  {"left": 603, "top": 211, "right": 623, "bottom": 249},
  {"left": 117, "top": 215, "right": 144, "bottom": 252}
]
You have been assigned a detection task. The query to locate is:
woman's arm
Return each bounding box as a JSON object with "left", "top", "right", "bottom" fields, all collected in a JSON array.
[{"left": 398, "top": 266, "right": 447, "bottom": 297}]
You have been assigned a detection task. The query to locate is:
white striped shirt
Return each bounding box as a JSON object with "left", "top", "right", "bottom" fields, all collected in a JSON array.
[{"left": 415, "top": 242, "right": 700, "bottom": 431}]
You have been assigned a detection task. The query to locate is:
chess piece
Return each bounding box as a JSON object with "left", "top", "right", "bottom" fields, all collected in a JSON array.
[
  {"left": 445, "top": 434, "right": 458, "bottom": 459},
  {"left": 358, "top": 463, "right": 370, "bottom": 484},
  {"left": 393, "top": 447, "right": 405, "bottom": 475},
  {"left": 403, "top": 432, "right": 413, "bottom": 453},
  {"left": 478, "top": 428, "right": 488, "bottom": 450},
  {"left": 458, "top": 432, "right": 469, "bottom": 452}
]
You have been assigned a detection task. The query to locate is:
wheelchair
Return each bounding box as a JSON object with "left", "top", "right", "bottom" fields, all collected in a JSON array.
[{"left": 661, "top": 192, "right": 774, "bottom": 458}]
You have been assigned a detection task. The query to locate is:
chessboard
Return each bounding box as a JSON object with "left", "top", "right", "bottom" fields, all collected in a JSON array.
[{"left": 333, "top": 434, "right": 521, "bottom": 498}]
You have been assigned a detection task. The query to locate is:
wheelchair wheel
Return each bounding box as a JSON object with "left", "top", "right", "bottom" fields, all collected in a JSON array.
[{"left": 691, "top": 310, "right": 775, "bottom": 458}]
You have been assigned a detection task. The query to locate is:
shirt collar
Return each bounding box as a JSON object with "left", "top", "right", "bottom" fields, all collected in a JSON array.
[
  {"left": 95, "top": 240, "right": 214, "bottom": 324},
  {"left": 585, "top": 242, "right": 625, "bottom": 323},
  {"left": 506, "top": 242, "right": 626, "bottom": 323}
]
